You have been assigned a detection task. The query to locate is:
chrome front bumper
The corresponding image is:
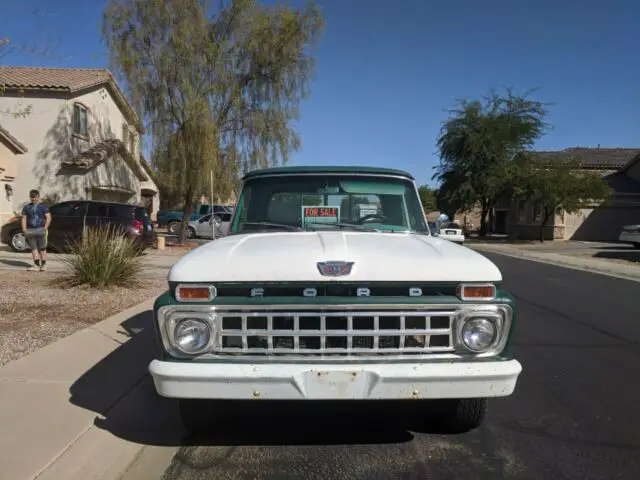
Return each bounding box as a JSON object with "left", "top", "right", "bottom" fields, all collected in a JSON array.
[{"left": 149, "top": 358, "right": 522, "bottom": 400}]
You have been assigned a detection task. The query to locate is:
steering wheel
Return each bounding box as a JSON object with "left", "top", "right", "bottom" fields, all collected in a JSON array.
[{"left": 356, "top": 213, "right": 390, "bottom": 224}]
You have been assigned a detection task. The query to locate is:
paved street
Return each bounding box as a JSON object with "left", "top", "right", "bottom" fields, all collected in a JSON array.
[{"left": 154, "top": 253, "right": 640, "bottom": 480}]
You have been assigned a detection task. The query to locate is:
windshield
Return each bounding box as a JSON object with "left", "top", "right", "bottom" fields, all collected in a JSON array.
[{"left": 229, "top": 174, "right": 428, "bottom": 234}]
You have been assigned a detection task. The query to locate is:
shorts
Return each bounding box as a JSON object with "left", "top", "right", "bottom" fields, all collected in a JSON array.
[{"left": 25, "top": 227, "right": 47, "bottom": 251}]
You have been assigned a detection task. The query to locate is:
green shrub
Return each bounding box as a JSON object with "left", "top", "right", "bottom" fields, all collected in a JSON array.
[{"left": 62, "top": 225, "right": 143, "bottom": 288}]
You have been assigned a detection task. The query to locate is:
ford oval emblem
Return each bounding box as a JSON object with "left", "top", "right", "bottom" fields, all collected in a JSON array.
[{"left": 317, "top": 261, "right": 354, "bottom": 277}]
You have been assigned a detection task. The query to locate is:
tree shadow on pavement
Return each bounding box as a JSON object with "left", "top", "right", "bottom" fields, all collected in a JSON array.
[
  {"left": 68, "top": 310, "right": 462, "bottom": 448},
  {"left": 0, "top": 258, "right": 32, "bottom": 268},
  {"left": 593, "top": 250, "right": 640, "bottom": 263}
]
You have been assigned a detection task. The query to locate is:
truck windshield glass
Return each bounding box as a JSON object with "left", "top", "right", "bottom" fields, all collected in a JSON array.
[{"left": 230, "top": 174, "right": 428, "bottom": 234}]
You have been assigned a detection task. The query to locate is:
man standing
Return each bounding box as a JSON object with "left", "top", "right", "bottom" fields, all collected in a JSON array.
[{"left": 21, "top": 189, "right": 51, "bottom": 272}]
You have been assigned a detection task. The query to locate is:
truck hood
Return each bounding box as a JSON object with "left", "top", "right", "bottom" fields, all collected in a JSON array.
[{"left": 167, "top": 231, "right": 502, "bottom": 283}]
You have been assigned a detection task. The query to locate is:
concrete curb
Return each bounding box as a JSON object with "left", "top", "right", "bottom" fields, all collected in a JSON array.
[
  {"left": 471, "top": 245, "right": 640, "bottom": 283},
  {"left": 0, "top": 297, "right": 181, "bottom": 480}
]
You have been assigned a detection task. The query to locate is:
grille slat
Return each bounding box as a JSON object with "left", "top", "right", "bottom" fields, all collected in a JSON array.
[{"left": 217, "top": 310, "right": 454, "bottom": 356}]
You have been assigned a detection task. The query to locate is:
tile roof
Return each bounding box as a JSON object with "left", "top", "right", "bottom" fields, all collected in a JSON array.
[
  {"left": 0, "top": 67, "right": 112, "bottom": 92},
  {"left": 0, "top": 67, "right": 143, "bottom": 131},
  {"left": 61, "top": 139, "right": 149, "bottom": 182},
  {"left": 0, "top": 124, "right": 28, "bottom": 153},
  {"left": 533, "top": 147, "right": 640, "bottom": 170}
]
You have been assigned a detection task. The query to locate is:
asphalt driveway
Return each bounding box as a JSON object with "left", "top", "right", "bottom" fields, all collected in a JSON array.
[{"left": 155, "top": 252, "right": 640, "bottom": 480}]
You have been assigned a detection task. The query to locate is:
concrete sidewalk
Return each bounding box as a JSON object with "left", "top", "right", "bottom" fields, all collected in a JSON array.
[
  {"left": 471, "top": 243, "right": 640, "bottom": 283},
  {"left": 0, "top": 248, "right": 184, "bottom": 279},
  {"left": 0, "top": 299, "right": 183, "bottom": 480}
]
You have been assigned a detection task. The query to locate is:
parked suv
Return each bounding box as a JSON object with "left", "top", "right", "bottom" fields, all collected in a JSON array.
[{"left": 1, "top": 200, "right": 155, "bottom": 253}]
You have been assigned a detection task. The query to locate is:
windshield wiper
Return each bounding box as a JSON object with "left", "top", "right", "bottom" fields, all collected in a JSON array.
[
  {"left": 240, "top": 221, "right": 302, "bottom": 231},
  {"left": 305, "top": 222, "right": 380, "bottom": 232}
]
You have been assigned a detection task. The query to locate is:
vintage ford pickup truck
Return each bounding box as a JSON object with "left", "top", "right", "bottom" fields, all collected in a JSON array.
[{"left": 149, "top": 166, "right": 522, "bottom": 433}]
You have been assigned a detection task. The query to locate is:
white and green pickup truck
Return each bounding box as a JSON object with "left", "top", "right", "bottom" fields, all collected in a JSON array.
[{"left": 149, "top": 166, "right": 522, "bottom": 433}]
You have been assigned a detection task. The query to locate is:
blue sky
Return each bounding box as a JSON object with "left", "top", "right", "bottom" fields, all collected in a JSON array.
[{"left": 2, "top": 0, "right": 639, "bottom": 187}]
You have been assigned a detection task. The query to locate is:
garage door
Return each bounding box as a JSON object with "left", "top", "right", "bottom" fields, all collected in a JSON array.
[
  {"left": 568, "top": 205, "right": 640, "bottom": 242},
  {"left": 91, "top": 188, "right": 134, "bottom": 204}
]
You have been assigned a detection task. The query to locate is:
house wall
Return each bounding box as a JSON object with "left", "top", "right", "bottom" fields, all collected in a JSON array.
[
  {"left": 507, "top": 195, "right": 640, "bottom": 242},
  {"left": 425, "top": 208, "right": 482, "bottom": 229},
  {"left": 503, "top": 167, "right": 640, "bottom": 241},
  {"left": 624, "top": 161, "right": 640, "bottom": 184},
  {"left": 0, "top": 86, "right": 143, "bottom": 214},
  {"left": 563, "top": 196, "right": 640, "bottom": 241},
  {"left": 0, "top": 142, "right": 18, "bottom": 227},
  {"left": 505, "top": 199, "right": 565, "bottom": 240}
]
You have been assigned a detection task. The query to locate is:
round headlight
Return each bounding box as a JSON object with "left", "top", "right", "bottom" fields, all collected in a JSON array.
[
  {"left": 461, "top": 317, "right": 496, "bottom": 352},
  {"left": 174, "top": 318, "right": 211, "bottom": 354}
]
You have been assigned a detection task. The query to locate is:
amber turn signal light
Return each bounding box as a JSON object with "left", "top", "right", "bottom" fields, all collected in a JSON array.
[
  {"left": 457, "top": 284, "right": 496, "bottom": 301},
  {"left": 175, "top": 284, "right": 216, "bottom": 302}
]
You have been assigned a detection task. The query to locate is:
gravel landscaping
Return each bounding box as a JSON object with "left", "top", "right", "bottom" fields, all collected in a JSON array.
[{"left": 0, "top": 271, "right": 168, "bottom": 366}]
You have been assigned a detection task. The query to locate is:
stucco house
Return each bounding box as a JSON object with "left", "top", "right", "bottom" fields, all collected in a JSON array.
[
  {"left": 0, "top": 66, "right": 159, "bottom": 228},
  {"left": 495, "top": 147, "right": 640, "bottom": 242}
]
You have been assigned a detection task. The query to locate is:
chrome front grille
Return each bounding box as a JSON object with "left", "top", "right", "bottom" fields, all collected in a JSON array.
[{"left": 217, "top": 310, "right": 455, "bottom": 355}]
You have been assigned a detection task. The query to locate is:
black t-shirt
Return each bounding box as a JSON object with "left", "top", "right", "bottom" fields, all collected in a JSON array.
[{"left": 22, "top": 203, "right": 49, "bottom": 228}]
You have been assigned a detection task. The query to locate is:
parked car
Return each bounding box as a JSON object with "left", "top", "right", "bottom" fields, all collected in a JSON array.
[
  {"left": 1, "top": 200, "right": 154, "bottom": 253},
  {"left": 186, "top": 212, "right": 232, "bottom": 239},
  {"left": 438, "top": 221, "right": 465, "bottom": 245},
  {"left": 156, "top": 204, "right": 233, "bottom": 233},
  {"left": 149, "top": 165, "right": 522, "bottom": 434},
  {"left": 618, "top": 224, "right": 640, "bottom": 248}
]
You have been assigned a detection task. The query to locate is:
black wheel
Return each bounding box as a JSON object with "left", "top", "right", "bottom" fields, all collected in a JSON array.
[
  {"left": 178, "top": 399, "right": 238, "bottom": 432},
  {"left": 8, "top": 230, "right": 28, "bottom": 252},
  {"left": 167, "top": 221, "right": 181, "bottom": 234},
  {"left": 440, "top": 398, "right": 488, "bottom": 433},
  {"left": 187, "top": 226, "right": 196, "bottom": 239}
]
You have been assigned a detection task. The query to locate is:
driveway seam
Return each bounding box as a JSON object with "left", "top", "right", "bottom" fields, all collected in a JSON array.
[{"left": 32, "top": 422, "right": 94, "bottom": 480}]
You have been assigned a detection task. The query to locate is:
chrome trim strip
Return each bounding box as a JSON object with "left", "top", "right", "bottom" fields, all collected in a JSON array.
[{"left": 159, "top": 303, "right": 464, "bottom": 312}]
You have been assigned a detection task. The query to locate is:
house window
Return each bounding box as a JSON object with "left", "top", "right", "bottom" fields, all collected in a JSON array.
[
  {"left": 517, "top": 200, "right": 526, "bottom": 223},
  {"left": 129, "top": 131, "right": 136, "bottom": 155},
  {"left": 122, "top": 124, "right": 129, "bottom": 146},
  {"left": 73, "top": 103, "right": 88, "bottom": 137},
  {"left": 532, "top": 202, "right": 542, "bottom": 223}
]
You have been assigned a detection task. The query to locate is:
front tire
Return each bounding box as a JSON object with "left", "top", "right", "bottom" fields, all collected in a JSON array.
[
  {"left": 9, "top": 230, "right": 28, "bottom": 252},
  {"left": 186, "top": 226, "right": 196, "bottom": 239},
  {"left": 440, "top": 398, "right": 487, "bottom": 433}
]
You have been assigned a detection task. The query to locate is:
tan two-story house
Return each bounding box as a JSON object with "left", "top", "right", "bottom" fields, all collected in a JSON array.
[{"left": 0, "top": 66, "right": 159, "bottom": 228}]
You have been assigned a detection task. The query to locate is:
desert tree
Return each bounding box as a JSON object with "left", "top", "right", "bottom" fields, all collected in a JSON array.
[
  {"left": 102, "top": 0, "right": 324, "bottom": 241},
  {"left": 417, "top": 185, "right": 436, "bottom": 214},
  {"left": 510, "top": 153, "right": 612, "bottom": 242},
  {"left": 433, "top": 88, "right": 550, "bottom": 236}
]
